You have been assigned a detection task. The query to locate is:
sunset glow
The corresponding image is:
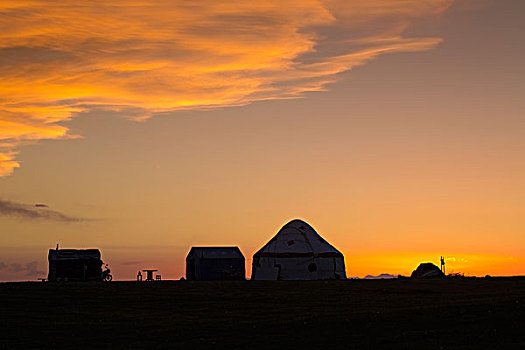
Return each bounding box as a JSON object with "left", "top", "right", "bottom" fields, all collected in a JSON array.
[
  {"left": 1, "top": 0, "right": 524, "bottom": 281},
  {"left": 0, "top": 0, "right": 450, "bottom": 175}
]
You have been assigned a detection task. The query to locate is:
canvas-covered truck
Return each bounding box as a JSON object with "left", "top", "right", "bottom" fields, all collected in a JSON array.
[{"left": 48, "top": 247, "right": 111, "bottom": 282}]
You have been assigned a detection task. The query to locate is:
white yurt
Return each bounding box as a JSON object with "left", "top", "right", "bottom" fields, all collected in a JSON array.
[{"left": 251, "top": 219, "right": 346, "bottom": 280}]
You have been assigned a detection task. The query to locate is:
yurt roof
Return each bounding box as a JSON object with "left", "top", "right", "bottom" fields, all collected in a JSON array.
[{"left": 254, "top": 219, "right": 343, "bottom": 258}]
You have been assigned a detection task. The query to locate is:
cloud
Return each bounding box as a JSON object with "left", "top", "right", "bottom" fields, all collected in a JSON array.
[
  {"left": 0, "top": 151, "right": 19, "bottom": 176},
  {"left": 121, "top": 261, "right": 144, "bottom": 266},
  {"left": 0, "top": 260, "right": 44, "bottom": 276},
  {"left": 0, "top": 199, "right": 86, "bottom": 222},
  {"left": 0, "top": 0, "right": 453, "bottom": 175},
  {"left": 363, "top": 273, "right": 397, "bottom": 279}
]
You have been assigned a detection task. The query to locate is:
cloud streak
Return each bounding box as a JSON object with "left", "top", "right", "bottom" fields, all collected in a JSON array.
[
  {"left": 0, "top": 0, "right": 453, "bottom": 175},
  {"left": 0, "top": 199, "right": 86, "bottom": 222}
]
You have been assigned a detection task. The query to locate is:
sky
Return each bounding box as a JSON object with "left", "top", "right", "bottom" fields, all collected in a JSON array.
[{"left": 1, "top": 0, "right": 524, "bottom": 281}]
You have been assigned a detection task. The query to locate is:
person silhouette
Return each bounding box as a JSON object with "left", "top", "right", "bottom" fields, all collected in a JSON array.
[{"left": 137, "top": 271, "right": 142, "bottom": 281}]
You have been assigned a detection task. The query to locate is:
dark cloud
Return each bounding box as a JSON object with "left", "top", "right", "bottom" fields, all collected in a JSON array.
[
  {"left": 23, "top": 261, "right": 43, "bottom": 276},
  {"left": 0, "top": 199, "right": 86, "bottom": 222},
  {"left": 0, "top": 261, "right": 44, "bottom": 276},
  {"left": 8, "top": 263, "right": 24, "bottom": 272}
]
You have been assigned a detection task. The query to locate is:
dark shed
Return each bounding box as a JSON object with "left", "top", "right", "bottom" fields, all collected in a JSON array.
[
  {"left": 48, "top": 248, "right": 103, "bottom": 282},
  {"left": 186, "top": 247, "right": 245, "bottom": 280}
]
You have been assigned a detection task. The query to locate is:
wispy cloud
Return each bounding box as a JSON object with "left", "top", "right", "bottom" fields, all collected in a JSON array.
[
  {"left": 0, "top": 0, "right": 453, "bottom": 175},
  {"left": 121, "top": 261, "right": 144, "bottom": 266},
  {"left": 363, "top": 273, "right": 397, "bottom": 279},
  {"left": 0, "top": 199, "right": 86, "bottom": 222}
]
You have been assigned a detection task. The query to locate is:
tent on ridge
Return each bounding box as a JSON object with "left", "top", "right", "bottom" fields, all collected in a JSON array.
[
  {"left": 251, "top": 219, "right": 346, "bottom": 280},
  {"left": 411, "top": 262, "right": 445, "bottom": 278}
]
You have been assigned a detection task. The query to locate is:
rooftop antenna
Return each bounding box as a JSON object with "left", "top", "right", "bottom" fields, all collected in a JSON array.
[{"left": 440, "top": 256, "right": 445, "bottom": 274}]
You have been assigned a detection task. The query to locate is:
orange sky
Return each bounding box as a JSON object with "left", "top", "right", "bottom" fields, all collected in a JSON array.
[{"left": 1, "top": 0, "right": 524, "bottom": 281}]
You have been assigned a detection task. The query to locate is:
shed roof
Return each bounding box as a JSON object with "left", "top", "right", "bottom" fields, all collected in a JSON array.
[
  {"left": 48, "top": 249, "right": 101, "bottom": 261},
  {"left": 186, "top": 247, "right": 244, "bottom": 260}
]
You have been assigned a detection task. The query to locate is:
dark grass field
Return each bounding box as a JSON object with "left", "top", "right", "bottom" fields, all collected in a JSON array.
[{"left": 1, "top": 278, "right": 524, "bottom": 349}]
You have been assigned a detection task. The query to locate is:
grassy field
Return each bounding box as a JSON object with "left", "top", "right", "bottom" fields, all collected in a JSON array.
[{"left": 1, "top": 278, "right": 524, "bottom": 349}]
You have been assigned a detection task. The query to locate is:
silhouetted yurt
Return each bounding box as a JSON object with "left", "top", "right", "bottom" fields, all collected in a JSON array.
[
  {"left": 186, "top": 247, "right": 245, "bottom": 280},
  {"left": 251, "top": 219, "right": 346, "bottom": 280},
  {"left": 48, "top": 248, "right": 103, "bottom": 282},
  {"left": 411, "top": 263, "right": 445, "bottom": 278}
]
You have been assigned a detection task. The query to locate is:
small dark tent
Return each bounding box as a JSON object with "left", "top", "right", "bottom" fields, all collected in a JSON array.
[
  {"left": 48, "top": 248, "right": 103, "bottom": 282},
  {"left": 186, "top": 247, "right": 245, "bottom": 280},
  {"left": 411, "top": 263, "right": 445, "bottom": 278}
]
